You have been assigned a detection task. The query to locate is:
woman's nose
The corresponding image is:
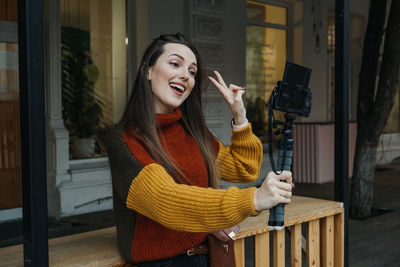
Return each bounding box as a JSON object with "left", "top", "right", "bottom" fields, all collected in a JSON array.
[{"left": 179, "top": 69, "right": 189, "bottom": 80}]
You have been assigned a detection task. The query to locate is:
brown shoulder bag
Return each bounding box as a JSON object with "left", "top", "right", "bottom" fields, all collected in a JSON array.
[{"left": 207, "top": 225, "right": 240, "bottom": 267}]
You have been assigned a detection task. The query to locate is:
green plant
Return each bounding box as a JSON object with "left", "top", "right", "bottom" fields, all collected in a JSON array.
[{"left": 61, "top": 27, "right": 103, "bottom": 139}]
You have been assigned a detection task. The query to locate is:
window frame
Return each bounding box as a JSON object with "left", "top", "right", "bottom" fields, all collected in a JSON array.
[
  {"left": 244, "top": 0, "right": 294, "bottom": 141},
  {"left": 0, "top": 20, "right": 22, "bottom": 223},
  {"left": 246, "top": 0, "right": 293, "bottom": 62}
]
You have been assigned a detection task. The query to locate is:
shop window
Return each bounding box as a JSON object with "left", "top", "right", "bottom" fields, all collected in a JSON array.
[
  {"left": 0, "top": 0, "right": 22, "bottom": 217},
  {"left": 0, "top": 39, "right": 21, "bottom": 212},
  {"left": 246, "top": 1, "right": 288, "bottom": 141},
  {"left": 61, "top": 0, "right": 127, "bottom": 159},
  {"left": 327, "top": 14, "right": 372, "bottom": 124},
  {"left": 0, "top": 0, "right": 17, "bottom": 22}
]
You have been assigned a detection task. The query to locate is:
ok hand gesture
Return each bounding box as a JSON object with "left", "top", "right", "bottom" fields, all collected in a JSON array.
[{"left": 208, "top": 71, "right": 247, "bottom": 126}]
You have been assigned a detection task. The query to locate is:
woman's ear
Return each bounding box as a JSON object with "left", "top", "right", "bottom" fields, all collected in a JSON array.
[{"left": 147, "top": 67, "right": 152, "bottom": 80}]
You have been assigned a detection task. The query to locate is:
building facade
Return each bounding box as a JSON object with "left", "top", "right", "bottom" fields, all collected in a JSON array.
[{"left": 1, "top": 0, "right": 399, "bottom": 222}]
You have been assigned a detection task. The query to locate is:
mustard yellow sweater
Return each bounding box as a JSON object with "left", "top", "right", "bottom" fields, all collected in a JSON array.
[{"left": 110, "top": 109, "right": 262, "bottom": 262}]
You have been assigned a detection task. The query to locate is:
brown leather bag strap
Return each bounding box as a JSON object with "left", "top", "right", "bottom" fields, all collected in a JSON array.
[{"left": 210, "top": 225, "right": 240, "bottom": 242}]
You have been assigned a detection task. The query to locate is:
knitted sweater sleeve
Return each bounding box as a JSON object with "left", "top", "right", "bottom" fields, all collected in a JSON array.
[
  {"left": 216, "top": 123, "right": 263, "bottom": 183},
  {"left": 126, "top": 163, "right": 258, "bottom": 232}
]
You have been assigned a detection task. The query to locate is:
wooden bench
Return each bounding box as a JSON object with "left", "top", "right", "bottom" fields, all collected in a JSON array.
[
  {"left": 0, "top": 196, "right": 343, "bottom": 267},
  {"left": 0, "top": 227, "right": 123, "bottom": 267}
]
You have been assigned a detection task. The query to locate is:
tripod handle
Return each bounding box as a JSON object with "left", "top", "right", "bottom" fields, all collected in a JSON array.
[
  {"left": 268, "top": 148, "right": 293, "bottom": 230},
  {"left": 277, "top": 149, "right": 293, "bottom": 171}
]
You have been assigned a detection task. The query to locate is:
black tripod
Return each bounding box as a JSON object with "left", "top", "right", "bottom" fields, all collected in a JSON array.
[{"left": 267, "top": 112, "right": 296, "bottom": 230}]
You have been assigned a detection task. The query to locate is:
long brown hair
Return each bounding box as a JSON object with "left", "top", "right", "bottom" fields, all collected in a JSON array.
[{"left": 119, "top": 33, "right": 219, "bottom": 188}]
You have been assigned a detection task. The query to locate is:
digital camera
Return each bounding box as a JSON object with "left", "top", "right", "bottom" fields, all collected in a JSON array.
[{"left": 272, "top": 61, "right": 312, "bottom": 116}]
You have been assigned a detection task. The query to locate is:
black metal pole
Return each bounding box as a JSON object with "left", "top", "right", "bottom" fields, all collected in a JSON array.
[
  {"left": 335, "top": 0, "right": 349, "bottom": 266},
  {"left": 18, "top": 0, "right": 49, "bottom": 266}
]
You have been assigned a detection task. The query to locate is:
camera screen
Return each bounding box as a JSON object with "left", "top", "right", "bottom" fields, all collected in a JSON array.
[
  {"left": 282, "top": 62, "right": 311, "bottom": 89},
  {"left": 273, "top": 61, "right": 312, "bottom": 116},
  {"left": 278, "top": 86, "right": 306, "bottom": 110}
]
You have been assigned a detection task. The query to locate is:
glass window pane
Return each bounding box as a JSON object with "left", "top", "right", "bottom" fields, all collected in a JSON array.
[
  {"left": 0, "top": 43, "right": 19, "bottom": 100},
  {"left": 247, "top": 2, "right": 265, "bottom": 22},
  {"left": 0, "top": 0, "right": 18, "bottom": 21},
  {"left": 247, "top": 1, "right": 287, "bottom": 25},
  {"left": 0, "top": 42, "right": 22, "bottom": 210},
  {"left": 263, "top": 27, "right": 287, "bottom": 95},
  {"left": 265, "top": 4, "right": 287, "bottom": 25},
  {"left": 246, "top": 26, "right": 287, "bottom": 101},
  {"left": 246, "top": 25, "right": 287, "bottom": 139},
  {"left": 61, "top": 0, "right": 126, "bottom": 159}
]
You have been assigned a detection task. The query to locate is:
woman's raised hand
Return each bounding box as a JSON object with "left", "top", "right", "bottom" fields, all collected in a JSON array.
[
  {"left": 208, "top": 71, "right": 247, "bottom": 125},
  {"left": 253, "top": 171, "right": 294, "bottom": 212}
]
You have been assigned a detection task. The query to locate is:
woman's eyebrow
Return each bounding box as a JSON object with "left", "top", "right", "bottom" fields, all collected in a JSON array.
[{"left": 168, "top": 53, "right": 197, "bottom": 67}]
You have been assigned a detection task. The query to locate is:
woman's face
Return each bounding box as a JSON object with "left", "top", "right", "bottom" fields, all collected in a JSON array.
[{"left": 147, "top": 43, "right": 198, "bottom": 113}]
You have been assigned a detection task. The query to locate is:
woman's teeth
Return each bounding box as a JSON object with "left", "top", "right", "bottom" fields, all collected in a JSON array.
[{"left": 170, "top": 83, "right": 185, "bottom": 92}]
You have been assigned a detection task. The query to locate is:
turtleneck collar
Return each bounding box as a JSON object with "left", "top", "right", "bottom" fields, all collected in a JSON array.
[{"left": 156, "top": 108, "right": 182, "bottom": 127}]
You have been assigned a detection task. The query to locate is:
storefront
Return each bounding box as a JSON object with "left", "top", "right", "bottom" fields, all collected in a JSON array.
[
  {"left": 1, "top": 0, "right": 396, "bottom": 231},
  {"left": 6, "top": 0, "right": 396, "bottom": 266}
]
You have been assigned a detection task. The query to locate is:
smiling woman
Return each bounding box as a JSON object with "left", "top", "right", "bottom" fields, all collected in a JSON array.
[
  {"left": 100, "top": 33, "right": 293, "bottom": 267},
  {"left": 147, "top": 43, "right": 197, "bottom": 114}
]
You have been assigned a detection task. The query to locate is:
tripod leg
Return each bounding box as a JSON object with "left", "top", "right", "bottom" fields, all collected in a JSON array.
[
  {"left": 268, "top": 206, "right": 277, "bottom": 230},
  {"left": 268, "top": 148, "right": 292, "bottom": 230}
]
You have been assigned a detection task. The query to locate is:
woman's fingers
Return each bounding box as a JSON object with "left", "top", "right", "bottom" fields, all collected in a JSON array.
[
  {"left": 208, "top": 76, "right": 223, "bottom": 90},
  {"left": 276, "top": 188, "right": 292, "bottom": 198},
  {"left": 255, "top": 171, "right": 294, "bottom": 211},
  {"left": 208, "top": 76, "right": 243, "bottom": 105},
  {"left": 208, "top": 76, "right": 229, "bottom": 98},
  {"left": 275, "top": 171, "right": 293, "bottom": 184},
  {"left": 213, "top": 70, "right": 228, "bottom": 89},
  {"left": 231, "top": 85, "right": 246, "bottom": 100},
  {"left": 230, "top": 84, "right": 245, "bottom": 91},
  {"left": 279, "top": 196, "right": 291, "bottom": 204},
  {"left": 276, "top": 181, "right": 293, "bottom": 191},
  {"left": 208, "top": 71, "right": 247, "bottom": 119},
  {"left": 234, "top": 88, "right": 246, "bottom": 102},
  {"left": 209, "top": 71, "right": 245, "bottom": 95}
]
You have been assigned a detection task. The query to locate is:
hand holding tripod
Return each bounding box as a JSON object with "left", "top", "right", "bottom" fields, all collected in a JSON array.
[
  {"left": 264, "top": 61, "right": 312, "bottom": 231},
  {"left": 267, "top": 113, "right": 296, "bottom": 230}
]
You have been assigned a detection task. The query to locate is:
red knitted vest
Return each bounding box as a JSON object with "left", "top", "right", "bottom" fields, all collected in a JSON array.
[{"left": 123, "top": 109, "right": 215, "bottom": 263}]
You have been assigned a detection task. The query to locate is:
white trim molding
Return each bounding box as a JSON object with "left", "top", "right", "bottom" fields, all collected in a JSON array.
[{"left": 0, "top": 208, "right": 22, "bottom": 223}]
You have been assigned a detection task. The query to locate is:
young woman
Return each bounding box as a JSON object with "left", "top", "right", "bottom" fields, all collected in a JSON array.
[{"left": 106, "top": 33, "right": 293, "bottom": 267}]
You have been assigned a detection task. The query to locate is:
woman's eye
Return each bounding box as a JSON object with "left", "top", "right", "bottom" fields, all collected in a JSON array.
[
  {"left": 189, "top": 70, "right": 197, "bottom": 77},
  {"left": 169, "top": 62, "right": 179, "bottom": 67}
]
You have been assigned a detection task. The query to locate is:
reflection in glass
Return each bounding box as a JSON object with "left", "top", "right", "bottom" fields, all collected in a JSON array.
[
  {"left": 0, "top": 42, "right": 22, "bottom": 209},
  {"left": 247, "top": 1, "right": 287, "bottom": 25},
  {"left": 61, "top": 0, "right": 127, "bottom": 159},
  {"left": 246, "top": 20, "right": 287, "bottom": 141}
]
